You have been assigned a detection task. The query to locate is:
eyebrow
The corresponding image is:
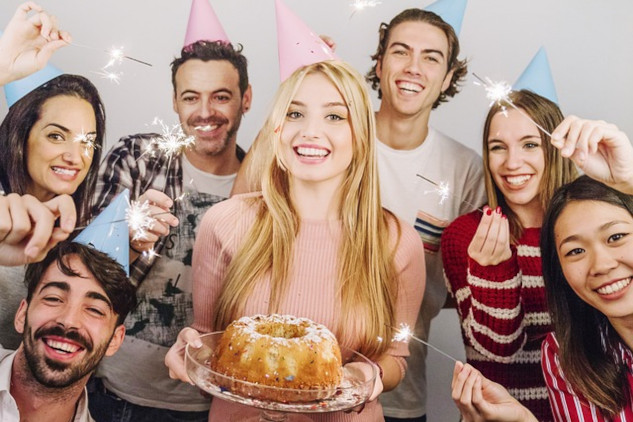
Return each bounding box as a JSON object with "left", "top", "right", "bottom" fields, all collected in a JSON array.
[
  {"left": 558, "top": 220, "right": 631, "bottom": 249},
  {"left": 290, "top": 100, "right": 347, "bottom": 108},
  {"left": 39, "top": 281, "right": 113, "bottom": 310},
  {"left": 180, "top": 88, "right": 233, "bottom": 96},
  {"left": 388, "top": 42, "right": 446, "bottom": 58},
  {"left": 42, "top": 123, "right": 96, "bottom": 136}
]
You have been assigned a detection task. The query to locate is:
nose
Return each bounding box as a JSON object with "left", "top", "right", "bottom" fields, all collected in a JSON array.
[
  {"left": 55, "top": 303, "right": 82, "bottom": 331},
  {"left": 197, "top": 97, "right": 216, "bottom": 119},
  {"left": 588, "top": 244, "right": 618, "bottom": 277},
  {"left": 62, "top": 141, "right": 84, "bottom": 164},
  {"left": 504, "top": 146, "right": 524, "bottom": 170},
  {"left": 404, "top": 54, "right": 422, "bottom": 76},
  {"left": 300, "top": 116, "right": 321, "bottom": 140}
]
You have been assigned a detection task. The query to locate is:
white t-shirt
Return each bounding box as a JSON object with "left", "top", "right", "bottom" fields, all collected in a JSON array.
[{"left": 377, "top": 127, "right": 487, "bottom": 418}]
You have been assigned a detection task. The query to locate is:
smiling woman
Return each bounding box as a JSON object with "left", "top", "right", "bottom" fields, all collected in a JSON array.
[{"left": 0, "top": 74, "right": 106, "bottom": 350}]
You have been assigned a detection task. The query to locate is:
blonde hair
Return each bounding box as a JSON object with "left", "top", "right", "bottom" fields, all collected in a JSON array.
[
  {"left": 482, "top": 90, "right": 577, "bottom": 241},
  {"left": 214, "top": 60, "right": 399, "bottom": 358}
]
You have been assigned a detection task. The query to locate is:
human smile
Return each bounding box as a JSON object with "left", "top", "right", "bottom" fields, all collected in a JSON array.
[
  {"left": 504, "top": 174, "right": 533, "bottom": 186},
  {"left": 295, "top": 146, "right": 330, "bottom": 158},
  {"left": 595, "top": 276, "right": 632, "bottom": 296},
  {"left": 52, "top": 166, "right": 80, "bottom": 178},
  {"left": 396, "top": 80, "right": 423, "bottom": 94},
  {"left": 42, "top": 335, "right": 85, "bottom": 359},
  {"left": 194, "top": 124, "right": 219, "bottom": 132}
]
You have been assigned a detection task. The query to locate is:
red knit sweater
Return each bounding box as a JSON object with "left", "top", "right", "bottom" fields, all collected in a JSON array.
[{"left": 441, "top": 210, "right": 553, "bottom": 421}]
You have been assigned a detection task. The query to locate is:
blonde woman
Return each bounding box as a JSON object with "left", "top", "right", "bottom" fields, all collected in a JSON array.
[{"left": 165, "top": 60, "right": 425, "bottom": 421}]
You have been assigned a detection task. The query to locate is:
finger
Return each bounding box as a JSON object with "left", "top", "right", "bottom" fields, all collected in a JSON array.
[
  {"left": 471, "top": 375, "right": 486, "bottom": 410},
  {"left": 0, "top": 197, "right": 11, "bottom": 242},
  {"left": 16, "top": 2, "right": 42, "bottom": 18},
  {"left": 451, "top": 361, "right": 464, "bottom": 390},
  {"left": 469, "top": 208, "right": 493, "bottom": 253},
  {"left": 139, "top": 189, "right": 174, "bottom": 209},
  {"left": 480, "top": 211, "right": 503, "bottom": 257},
  {"left": 550, "top": 115, "right": 578, "bottom": 149},
  {"left": 43, "top": 195, "right": 77, "bottom": 233},
  {"left": 179, "top": 327, "right": 203, "bottom": 348},
  {"left": 58, "top": 30, "right": 72, "bottom": 44},
  {"left": 4, "top": 195, "right": 34, "bottom": 245},
  {"left": 560, "top": 117, "right": 584, "bottom": 158}
]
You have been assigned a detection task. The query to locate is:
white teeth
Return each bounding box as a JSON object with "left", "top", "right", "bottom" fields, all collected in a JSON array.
[
  {"left": 296, "top": 147, "right": 328, "bottom": 157},
  {"left": 53, "top": 167, "right": 77, "bottom": 176},
  {"left": 597, "top": 277, "right": 631, "bottom": 295},
  {"left": 194, "top": 125, "right": 218, "bottom": 132},
  {"left": 397, "top": 82, "right": 422, "bottom": 93},
  {"left": 45, "top": 339, "right": 80, "bottom": 353},
  {"left": 506, "top": 175, "right": 531, "bottom": 186}
]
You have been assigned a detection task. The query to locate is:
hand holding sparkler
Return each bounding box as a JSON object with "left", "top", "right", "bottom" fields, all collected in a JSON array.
[
  {"left": 467, "top": 205, "right": 511, "bottom": 266},
  {"left": 128, "top": 189, "right": 179, "bottom": 257},
  {"left": 451, "top": 362, "right": 537, "bottom": 422},
  {"left": 550, "top": 116, "right": 633, "bottom": 195},
  {"left": 0, "top": 2, "right": 71, "bottom": 85}
]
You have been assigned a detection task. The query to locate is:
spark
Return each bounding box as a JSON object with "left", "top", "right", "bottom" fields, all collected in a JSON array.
[
  {"left": 126, "top": 199, "right": 154, "bottom": 241},
  {"left": 350, "top": 0, "right": 381, "bottom": 11},
  {"left": 73, "top": 130, "right": 98, "bottom": 157},
  {"left": 391, "top": 323, "right": 457, "bottom": 362},
  {"left": 105, "top": 46, "right": 125, "bottom": 68},
  {"left": 472, "top": 73, "right": 554, "bottom": 138},
  {"left": 94, "top": 69, "right": 122, "bottom": 85},
  {"left": 425, "top": 180, "right": 450, "bottom": 205},
  {"left": 149, "top": 118, "right": 196, "bottom": 159},
  {"left": 143, "top": 248, "right": 161, "bottom": 260}
]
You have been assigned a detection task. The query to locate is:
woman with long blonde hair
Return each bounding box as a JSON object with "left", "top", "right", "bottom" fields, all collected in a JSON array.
[{"left": 165, "top": 60, "right": 425, "bottom": 421}]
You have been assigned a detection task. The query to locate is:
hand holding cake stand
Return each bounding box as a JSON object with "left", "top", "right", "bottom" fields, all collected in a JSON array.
[{"left": 186, "top": 332, "right": 377, "bottom": 422}]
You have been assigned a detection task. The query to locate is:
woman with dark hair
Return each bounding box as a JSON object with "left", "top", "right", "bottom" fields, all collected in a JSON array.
[
  {"left": 441, "top": 90, "right": 577, "bottom": 421},
  {"left": 450, "top": 117, "right": 633, "bottom": 422},
  {"left": 0, "top": 73, "right": 105, "bottom": 350}
]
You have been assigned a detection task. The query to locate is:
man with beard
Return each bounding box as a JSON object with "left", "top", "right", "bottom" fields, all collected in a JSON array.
[
  {"left": 88, "top": 40, "right": 251, "bottom": 422},
  {"left": 0, "top": 241, "right": 136, "bottom": 422}
]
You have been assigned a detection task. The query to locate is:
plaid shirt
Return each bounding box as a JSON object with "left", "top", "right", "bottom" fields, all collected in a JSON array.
[{"left": 92, "top": 133, "right": 244, "bottom": 287}]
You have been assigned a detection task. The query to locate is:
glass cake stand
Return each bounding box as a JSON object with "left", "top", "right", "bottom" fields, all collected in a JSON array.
[{"left": 186, "top": 331, "right": 376, "bottom": 422}]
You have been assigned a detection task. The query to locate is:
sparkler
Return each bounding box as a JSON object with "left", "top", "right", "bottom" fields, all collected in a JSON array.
[
  {"left": 472, "top": 73, "right": 554, "bottom": 138},
  {"left": 148, "top": 118, "right": 196, "bottom": 159},
  {"left": 73, "top": 130, "right": 98, "bottom": 157},
  {"left": 416, "top": 174, "right": 483, "bottom": 212},
  {"left": 93, "top": 69, "right": 122, "bottom": 85},
  {"left": 349, "top": 0, "right": 381, "bottom": 18},
  {"left": 391, "top": 323, "right": 457, "bottom": 362},
  {"left": 126, "top": 199, "right": 154, "bottom": 241},
  {"left": 71, "top": 42, "right": 152, "bottom": 84}
]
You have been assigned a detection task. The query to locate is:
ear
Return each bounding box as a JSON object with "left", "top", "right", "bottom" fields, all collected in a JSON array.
[
  {"left": 375, "top": 57, "right": 383, "bottom": 79},
  {"left": 105, "top": 325, "right": 126, "bottom": 357},
  {"left": 241, "top": 84, "right": 253, "bottom": 114},
  {"left": 172, "top": 92, "right": 178, "bottom": 114},
  {"left": 14, "top": 299, "right": 27, "bottom": 334},
  {"left": 441, "top": 68, "right": 455, "bottom": 93}
]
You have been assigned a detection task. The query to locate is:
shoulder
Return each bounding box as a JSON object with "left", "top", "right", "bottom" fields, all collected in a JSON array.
[
  {"left": 444, "top": 210, "right": 482, "bottom": 240},
  {"left": 201, "top": 193, "right": 262, "bottom": 229},
  {"left": 430, "top": 128, "right": 482, "bottom": 160},
  {"left": 541, "top": 332, "right": 560, "bottom": 363}
]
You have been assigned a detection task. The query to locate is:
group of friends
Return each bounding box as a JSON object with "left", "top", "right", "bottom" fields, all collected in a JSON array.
[{"left": 0, "top": 1, "right": 632, "bottom": 422}]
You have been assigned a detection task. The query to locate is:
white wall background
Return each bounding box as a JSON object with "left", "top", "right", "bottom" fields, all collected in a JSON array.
[{"left": 2, "top": 1, "right": 631, "bottom": 420}]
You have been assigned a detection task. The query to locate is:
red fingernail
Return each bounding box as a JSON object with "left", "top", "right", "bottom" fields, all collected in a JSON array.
[
  {"left": 496, "top": 206, "right": 502, "bottom": 214},
  {"left": 486, "top": 208, "right": 492, "bottom": 216}
]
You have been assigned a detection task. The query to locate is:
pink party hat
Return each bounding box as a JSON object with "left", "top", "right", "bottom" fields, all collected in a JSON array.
[
  {"left": 184, "top": 0, "right": 230, "bottom": 47},
  {"left": 275, "top": 0, "right": 337, "bottom": 81}
]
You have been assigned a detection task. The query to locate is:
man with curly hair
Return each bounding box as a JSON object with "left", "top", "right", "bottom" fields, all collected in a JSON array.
[{"left": 367, "top": 9, "right": 486, "bottom": 422}]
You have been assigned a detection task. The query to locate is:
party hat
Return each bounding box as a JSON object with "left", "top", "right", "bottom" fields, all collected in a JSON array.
[
  {"left": 74, "top": 189, "right": 130, "bottom": 275},
  {"left": 4, "top": 61, "right": 63, "bottom": 107},
  {"left": 184, "top": 0, "right": 230, "bottom": 47},
  {"left": 424, "top": 0, "right": 468, "bottom": 35},
  {"left": 514, "top": 47, "right": 558, "bottom": 104},
  {"left": 275, "top": 0, "right": 337, "bottom": 81}
]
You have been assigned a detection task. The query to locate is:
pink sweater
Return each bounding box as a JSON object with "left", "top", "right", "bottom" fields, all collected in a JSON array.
[
  {"left": 442, "top": 210, "right": 553, "bottom": 421},
  {"left": 191, "top": 193, "right": 425, "bottom": 422}
]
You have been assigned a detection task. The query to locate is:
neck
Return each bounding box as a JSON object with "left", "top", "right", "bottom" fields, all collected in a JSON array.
[
  {"left": 289, "top": 179, "right": 343, "bottom": 221},
  {"left": 375, "top": 105, "right": 431, "bottom": 150},
  {"left": 184, "top": 142, "right": 241, "bottom": 176},
  {"left": 11, "top": 348, "right": 84, "bottom": 422},
  {"left": 509, "top": 201, "right": 543, "bottom": 229}
]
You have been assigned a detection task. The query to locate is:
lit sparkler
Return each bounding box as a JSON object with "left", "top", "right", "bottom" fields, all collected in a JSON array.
[
  {"left": 391, "top": 323, "right": 457, "bottom": 362},
  {"left": 416, "top": 174, "right": 483, "bottom": 212},
  {"left": 472, "top": 73, "right": 554, "bottom": 138},
  {"left": 149, "top": 118, "right": 196, "bottom": 159},
  {"left": 73, "top": 130, "right": 98, "bottom": 157},
  {"left": 350, "top": 0, "right": 381, "bottom": 17},
  {"left": 126, "top": 199, "right": 154, "bottom": 241},
  {"left": 93, "top": 69, "right": 122, "bottom": 85}
]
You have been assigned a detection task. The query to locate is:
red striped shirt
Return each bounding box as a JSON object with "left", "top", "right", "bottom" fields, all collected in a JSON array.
[{"left": 542, "top": 332, "right": 633, "bottom": 421}]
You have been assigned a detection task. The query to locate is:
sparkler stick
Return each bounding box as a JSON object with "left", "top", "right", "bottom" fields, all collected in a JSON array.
[
  {"left": 71, "top": 42, "right": 153, "bottom": 67},
  {"left": 472, "top": 73, "right": 554, "bottom": 139},
  {"left": 73, "top": 210, "right": 173, "bottom": 232},
  {"left": 390, "top": 324, "right": 458, "bottom": 362},
  {"left": 416, "top": 174, "right": 483, "bottom": 212}
]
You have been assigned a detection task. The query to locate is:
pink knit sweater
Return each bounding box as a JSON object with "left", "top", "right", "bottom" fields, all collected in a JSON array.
[
  {"left": 441, "top": 210, "right": 553, "bottom": 421},
  {"left": 191, "top": 193, "right": 426, "bottom": 422}
]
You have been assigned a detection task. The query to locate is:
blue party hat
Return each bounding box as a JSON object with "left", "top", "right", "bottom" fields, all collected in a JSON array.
[
  {"left": 4, "top": 61, "right": 63, "bottom": 107},
  {"left": 74, "top": 190, "right": 130, "bottom": 275},
  {"left": 514, "top": 47, "right": 558, "bottom": 104},
  {"left": 424, "top": 0, "right": 467, "bottom": 35}
]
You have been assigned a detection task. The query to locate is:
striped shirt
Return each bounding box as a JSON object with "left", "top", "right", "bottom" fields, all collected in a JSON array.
[
  {"left": 442, "top": 210, "right": 553, "bottom": 421},
  {"left": 542, "top": 332, "right": 633, "bottom": 422}
]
